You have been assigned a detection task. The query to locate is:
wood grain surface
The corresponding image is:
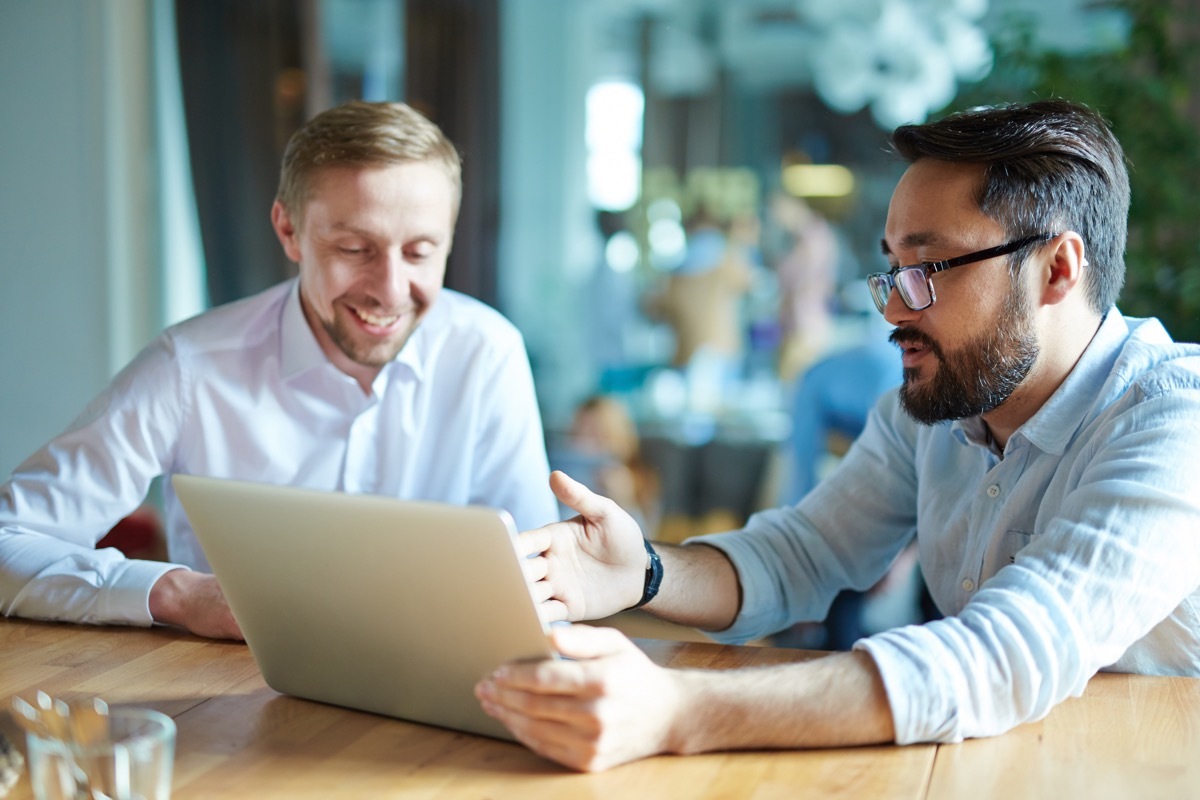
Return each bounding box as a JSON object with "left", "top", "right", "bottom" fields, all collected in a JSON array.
[{"left": 2, "top": 619, "right": 1196, "bottom": 799}]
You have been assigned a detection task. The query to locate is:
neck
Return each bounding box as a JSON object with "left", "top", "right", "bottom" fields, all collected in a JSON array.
[
  {"left": 983, "top": 311, "right": 1103, "bottom": 450},
  {"left": 298, "top": 291, "right": 383, "bottom": 395}
]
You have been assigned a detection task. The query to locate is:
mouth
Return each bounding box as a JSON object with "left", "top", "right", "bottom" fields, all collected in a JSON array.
[
  {"left": 353, "top": 307, "right": 400, "bottom": 326},
  {"left": 890, "top": 329, "right": 938, "bottom": 370},
  {"left": 898, "top": 343, "right": 930, "bottom": 369},
  {"left": 347, "top": 303, "right": 409, "bottom": 333}
]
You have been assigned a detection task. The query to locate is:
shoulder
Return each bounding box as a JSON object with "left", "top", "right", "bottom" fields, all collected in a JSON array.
[
  {"left": 163, "top": 281, "right": 292, "bottom": 358},
  {"left": 422, "top": 289, "right": 526, "bottom": 352},
  {"left": 863, "top": 389, "right": 934, "bottom": 455},
  {"left": 1111, "top": 316, "right": 1200, "bottom": 400}
]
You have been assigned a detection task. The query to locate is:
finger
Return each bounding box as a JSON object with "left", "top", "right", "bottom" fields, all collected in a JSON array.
[
  {"left": 549, "top": 471, "right": 617, "bottom": 520},
  {"left": 528, "top": 579, "right": 555, "bottom": 604},
  {"left": 485, "top": 656, "right": 598, "bottom": 696},
  {"left": 475, "top": 697, "right": 597, "bottom": 771},
  {"left": 517, "top": 526, "right": 552, "bottom": 558},
  {"left": 521, "top": 554, "right": 549, "bottom": 583},
  {"left": 550, "top": 624, "right": 637, "bottom": 660},
  {"left": 537, "top": 598, "right": 569, "bottom": 625},
  {"left": 476, "top": 680, "right": 600, "bottom": 728}
]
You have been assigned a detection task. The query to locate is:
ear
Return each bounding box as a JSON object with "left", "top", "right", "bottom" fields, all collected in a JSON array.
[
  {"left": 271, "top": 201, "right": 303, "bottom": 263},
  {"left": 1037, "top": 232, "right": 1087, "bottom": 307}
]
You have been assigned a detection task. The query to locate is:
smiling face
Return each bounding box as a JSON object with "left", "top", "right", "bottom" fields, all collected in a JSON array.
[
  {"left": 271, "top": 161, "right": 456, "bottom": 389},
  {"left": 881, "top": 159, "right": 1041, "bottom": 425}
]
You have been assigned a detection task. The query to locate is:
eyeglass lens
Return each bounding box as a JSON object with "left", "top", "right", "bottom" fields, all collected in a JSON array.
[
  {"left": 895, "top": 268, "right": 933, "bottom": 309},
  {"left": 868, "top": 267, "right": 934, "bottom": 313},
  {"left": 867, "top": 275, "right": 891, "bottom": 312}
]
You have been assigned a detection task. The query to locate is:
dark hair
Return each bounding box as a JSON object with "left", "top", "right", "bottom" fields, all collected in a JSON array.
[
  {"left": 891, "top": 99, "right": 1130, "bottom": 314},
  {"left": 276, "top": 101, "right": 462, "bottom": 225}
]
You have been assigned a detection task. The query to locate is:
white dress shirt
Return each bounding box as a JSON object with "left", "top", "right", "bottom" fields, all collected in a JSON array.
[
  {"left": 0, "top": 279, "right": 557, "bottom": 627},
  {"left": 691, "top": 310, "right": 1200, "bottom": 744}
]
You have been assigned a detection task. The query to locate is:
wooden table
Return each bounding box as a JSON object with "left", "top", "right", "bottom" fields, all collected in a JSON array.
[{"left": 2, "top": 619, "right": 1198, "bottom": 799}]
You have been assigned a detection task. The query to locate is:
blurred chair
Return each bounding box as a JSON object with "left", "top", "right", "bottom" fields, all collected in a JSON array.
[
  {"left": 644, "top": 435, "right": 773, "bottom": 544},
  {"left": 97, "top": 505, "right": 167, "bottom": 561},
  {"left": 783, "top": 336, "right": 902, "bottom": 503}
]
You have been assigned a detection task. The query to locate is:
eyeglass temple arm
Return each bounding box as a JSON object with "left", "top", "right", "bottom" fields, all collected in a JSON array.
[{"left": 928, "top": 232, "right": 1057, "bottom": 275}]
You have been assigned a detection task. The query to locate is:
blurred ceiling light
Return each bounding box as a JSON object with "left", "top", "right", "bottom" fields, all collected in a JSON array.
[
  {"left": 647, "top": 197, "right": 682, "bottom": 223},
  {"left": 781, "top": 164, "right": 855, "bottom": 198},
  {"left": 648, "top": 218, "right": 687, "bottom": 270},
  {"left": 586, "top": 80, "right": 644, "bottom": 210},
  {"left": 605, "top": 231, "right": 640, "bottom": 273},
  {"left": 805, "top": 0, "right": 992, "bottom": 128},
  {"left": 587, "top": 150, "right": 642, "bottom": 211}
]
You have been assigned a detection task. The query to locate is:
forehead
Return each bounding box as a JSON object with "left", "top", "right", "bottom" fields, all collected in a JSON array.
[
  {"left": 884, "top": 160, "right": 1002, "bottom": 252},
  {"left": 300, "top": 162, "right": 457, "bottom": 231}
]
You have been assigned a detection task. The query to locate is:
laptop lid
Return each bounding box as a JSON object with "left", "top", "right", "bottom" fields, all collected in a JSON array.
[{"left": 172, "top": 474, "right": 554, "bottom": 741}]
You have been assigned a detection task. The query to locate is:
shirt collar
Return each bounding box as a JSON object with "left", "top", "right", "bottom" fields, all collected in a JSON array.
[
  {"left": 280, "top": 280, "right": 329, "bottom": 380},
  {"left": 952, "top": 310, "right": 1131, "bottom": 457},
  {"left": 280, "top": 279, "right": 433, "bottom": 385}
]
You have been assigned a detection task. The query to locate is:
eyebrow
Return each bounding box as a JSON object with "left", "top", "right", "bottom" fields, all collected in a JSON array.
[
  {"left": 326, "top": 222, "right": 372, "bottom": 236},
  {"left": 325, "top": 222, "right": 445, "bottom": 245},
  {"left": 880, "top": 231, "right": 943, "bottom": 257}
]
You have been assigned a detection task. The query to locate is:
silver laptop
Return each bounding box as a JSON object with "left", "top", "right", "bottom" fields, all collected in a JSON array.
[{"left": 172, "top": 474, "right": 555, "bottom": 741}]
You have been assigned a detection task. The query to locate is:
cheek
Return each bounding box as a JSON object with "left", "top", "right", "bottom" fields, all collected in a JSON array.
[
  {"left": 939, "top": 272, "right": 1010, "bottom": 322},
  {"left": 417, "top": 283, "right": 443, "bottom": 309},
  {"left": 414, "top": 266, "right": 448, "bottom": 299},
  {"left": 301, "top": 259, "right": 356, "bottom": 306}
]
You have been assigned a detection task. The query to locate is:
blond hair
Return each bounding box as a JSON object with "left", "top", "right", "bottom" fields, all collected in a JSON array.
[{"left": 276, "top": 101, "right": 462, "bottom": 224}]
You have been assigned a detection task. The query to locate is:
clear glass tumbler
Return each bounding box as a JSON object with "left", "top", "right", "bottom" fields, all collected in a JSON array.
[{"left": 25, "top": 706, "right": 176, "bottom": 800}]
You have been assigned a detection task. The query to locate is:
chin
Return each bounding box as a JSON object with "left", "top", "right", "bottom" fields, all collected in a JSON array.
[{"left": 358, "top": 325, "right": 422, "bottom": 366}]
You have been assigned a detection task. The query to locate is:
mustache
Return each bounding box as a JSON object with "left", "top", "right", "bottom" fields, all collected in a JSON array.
[{"left": 889, "top": 326, "right": 943, "bottom": 360}]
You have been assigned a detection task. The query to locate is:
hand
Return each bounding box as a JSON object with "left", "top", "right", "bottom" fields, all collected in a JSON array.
[
  {"left": 520, "top": 471, "right": 649, "bottom": 623},
  {"left": 148, "top": 569, "right": 243, "bottom": 640},
  {"left": 476, "top": 624, "right": 685, "bottom": 772}
]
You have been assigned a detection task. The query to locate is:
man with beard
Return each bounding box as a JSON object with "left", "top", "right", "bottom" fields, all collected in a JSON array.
[
  {"left": 478, "top": 99, "right": 1200, "bottom": 772},
  {"left": 0, "top": 102, "right": 556, "bottom": 640}
]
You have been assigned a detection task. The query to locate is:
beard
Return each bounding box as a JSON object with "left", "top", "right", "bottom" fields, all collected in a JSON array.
[
  {"left": 322, "top": 304, "right": 425, "bottom": 369},
  {"left": 892, "top": 286, "right": 1039, "bottom": 425}
]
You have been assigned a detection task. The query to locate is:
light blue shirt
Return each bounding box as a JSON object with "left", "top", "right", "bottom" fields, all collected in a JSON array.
[
  {"left": 692, "top": 310, "right": 1200, "bottom": 744},
  {"left": 0, "top": 280, "right": 557, "bottom": 628}
]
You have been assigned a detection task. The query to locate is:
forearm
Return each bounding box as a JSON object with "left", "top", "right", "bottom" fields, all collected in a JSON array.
[
  {"left": 666, "top": 649, "right": 895, "bottom": 754},
  {"left": 641, "top": 542, "right": 742, "bottom": 631},
  {"left": 0, "top": 340, "right": 184, "bottom": 626},
  {"left": 1, "top": 527, "right": 176, "bottom": 625}
]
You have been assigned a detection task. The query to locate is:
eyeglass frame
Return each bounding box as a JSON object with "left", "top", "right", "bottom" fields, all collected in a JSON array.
[{"left": 867, "top": 232, "right": 1058, "bottom": 314}]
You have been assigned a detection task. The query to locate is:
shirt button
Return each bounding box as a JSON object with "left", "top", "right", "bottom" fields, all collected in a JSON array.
[
  {"left": 962, "top": 578, "right": 975, "bottom": 592},
  {"left": 986, "top": 484, "right": 1001, "bottom": 498}
]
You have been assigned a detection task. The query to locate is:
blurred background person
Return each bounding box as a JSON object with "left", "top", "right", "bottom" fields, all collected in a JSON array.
[
  {"left": 648, "top": 206, "right": 754, "bottom": 374},
  {"left": 561, "top": 395, "right": 662, "bottom": 537},
  {"left": 770, "top": 193, "right": 840, "bottom": 383}
]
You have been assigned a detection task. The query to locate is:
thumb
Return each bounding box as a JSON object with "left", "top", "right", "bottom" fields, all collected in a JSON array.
[
  {"left": 550, "top": 623, "right": 635, "bottom": 660},
  {"left": 550, "top": 470, "right": 615, "bottom": 520}
]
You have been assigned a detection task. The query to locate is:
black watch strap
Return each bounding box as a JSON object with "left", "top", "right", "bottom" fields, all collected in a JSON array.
[{"left": 633, "top": 538, "right": 663, "bottom": 609}]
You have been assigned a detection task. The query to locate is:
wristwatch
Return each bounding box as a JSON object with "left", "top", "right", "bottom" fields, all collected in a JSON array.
[{"left": 632, "top": 538, "right": 663, "bottom": 609}]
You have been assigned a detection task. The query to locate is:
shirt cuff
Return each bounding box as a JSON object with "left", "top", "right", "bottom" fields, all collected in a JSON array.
[
  {"left": 854, "top": 625, "right": 964, "bottom": 745},
  {"left": 101, "top": 560, "right": 192, "bottom": 627}
]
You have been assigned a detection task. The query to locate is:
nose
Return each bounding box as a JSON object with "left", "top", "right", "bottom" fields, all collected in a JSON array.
[
  {"left": 882, "top": 285, "right": 919, "bottom": 327},
  {"left": 370, "top": 247, "right": 414, "bottom": 308}
]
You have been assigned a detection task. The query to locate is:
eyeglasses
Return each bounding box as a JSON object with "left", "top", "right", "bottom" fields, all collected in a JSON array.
[{"left": 866, "top": 232, "right": 1057, "bottom": 314}]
